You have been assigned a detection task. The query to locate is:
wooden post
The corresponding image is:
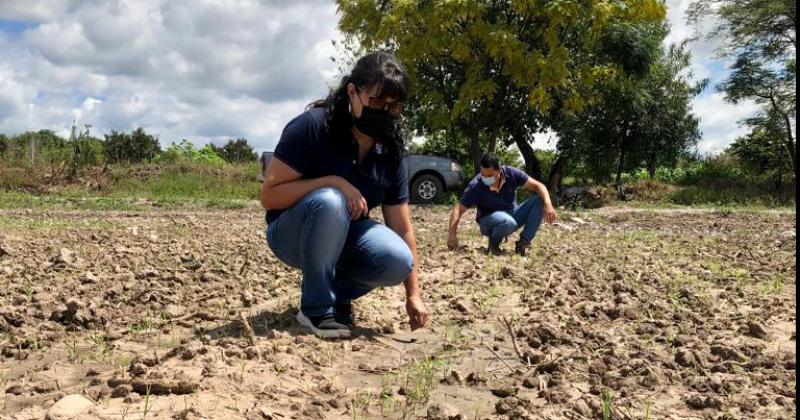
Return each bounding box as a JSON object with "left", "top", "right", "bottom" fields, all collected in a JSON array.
[{"left": 28, "top": 136, "right": 35, "bottom": 165}]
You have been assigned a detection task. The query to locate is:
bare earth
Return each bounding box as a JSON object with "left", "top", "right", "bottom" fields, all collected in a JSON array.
[{"left": 0, "top": 205, "right": 795, "bottom": 420}]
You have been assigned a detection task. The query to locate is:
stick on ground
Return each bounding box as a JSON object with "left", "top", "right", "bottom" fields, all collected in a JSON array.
[
  {"left": 239, "top": 312, "right": 258, "bottom": 347},
  {"left": 499, "top": 316, "right": 525, "bottom": 362}
]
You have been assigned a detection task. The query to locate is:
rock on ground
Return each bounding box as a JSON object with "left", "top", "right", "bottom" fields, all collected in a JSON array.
[{"left": 46, "top": 394, "right": 95, "bottom": 420}]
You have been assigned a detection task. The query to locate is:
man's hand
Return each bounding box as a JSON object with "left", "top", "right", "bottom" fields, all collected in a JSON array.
[
  {"left": 447, "top": 231, "right": 459, "bottom": 250},
  {"left": 543, "top": 203, "right": 558, "bottom": 224},
  {"left": 406, "top": 294, "right": 429, "bottom": 331}
]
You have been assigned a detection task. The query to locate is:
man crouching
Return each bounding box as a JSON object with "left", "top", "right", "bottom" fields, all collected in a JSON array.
[{"left": 447, "top": 153, "right": 557, "bottom": 256}]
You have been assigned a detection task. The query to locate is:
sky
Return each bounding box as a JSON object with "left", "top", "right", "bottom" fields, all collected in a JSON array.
[{"left": 0, "top": 0, "right": 762, "bottom": 154}]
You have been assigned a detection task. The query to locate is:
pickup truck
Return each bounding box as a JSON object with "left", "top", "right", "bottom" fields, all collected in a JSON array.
[{"left": 258, "top": 152, "right": 465, "bottom": 203}]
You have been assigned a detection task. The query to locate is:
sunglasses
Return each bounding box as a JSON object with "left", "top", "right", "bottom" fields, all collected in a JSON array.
[{"left": 356, "top": 87, "right": 404, "bottom": 117}]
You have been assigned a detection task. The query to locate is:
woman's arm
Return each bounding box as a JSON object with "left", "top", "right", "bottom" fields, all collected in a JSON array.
[
  {"left": 261, "top": 158, "right": 367, "bottom": 220},
  {"left": 383, "top": 203, "right": 429, "bottom": 330}
]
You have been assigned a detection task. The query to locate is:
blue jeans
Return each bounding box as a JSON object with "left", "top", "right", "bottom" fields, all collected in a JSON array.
[
  {"left": 266, "top": 188, "right": 414, "bottom": 317},
  {"left": 478, "top": 196, "right": 544, "bottom": 246}
]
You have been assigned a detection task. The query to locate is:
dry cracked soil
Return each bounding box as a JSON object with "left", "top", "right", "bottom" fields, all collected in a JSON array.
[{"left": 0, "top": 205, "right": 795, "bottom": 420}]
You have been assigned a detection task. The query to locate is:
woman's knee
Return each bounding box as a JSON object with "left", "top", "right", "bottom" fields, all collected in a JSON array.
[
  {"left": 305, "top": 187, "right": 349, "bottom": 220},
  {"left": 378, "top": 243, "right": 414, "bottom": 286}
]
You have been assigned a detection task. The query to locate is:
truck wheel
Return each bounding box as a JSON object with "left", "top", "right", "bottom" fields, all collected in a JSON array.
[{"left": 411, "top": 174, "right": 443, "bottom": 204}]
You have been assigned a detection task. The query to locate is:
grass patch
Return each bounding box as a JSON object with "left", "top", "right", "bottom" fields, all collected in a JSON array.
[
  {"left": 108, "top": 165, "right": 259, "bottom": 202},
  {"left": 0, "top": 162, "right": 261, "bottom": 210},
  {"left": 667, "top": 185, "right": 795, "bottom": 208}
]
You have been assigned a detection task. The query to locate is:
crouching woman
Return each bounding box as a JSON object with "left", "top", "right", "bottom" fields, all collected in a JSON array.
[{"left": 260, "top": 52, "right": 428, "bottom": 338}]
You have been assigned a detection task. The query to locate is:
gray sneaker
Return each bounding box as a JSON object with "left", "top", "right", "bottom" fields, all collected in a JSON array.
[{"left": 296, "top": 311, "right": 351, "bottom": 339}]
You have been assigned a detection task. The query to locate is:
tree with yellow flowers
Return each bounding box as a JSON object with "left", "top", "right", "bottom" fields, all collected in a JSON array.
[{"left": 336, "top": 0, "right": 667, "bottom": 175}]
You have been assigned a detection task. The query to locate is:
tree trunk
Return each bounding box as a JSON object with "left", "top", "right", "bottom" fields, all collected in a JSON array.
[
  {"left": 771, "top": 97, "right": 796, "bottom": 172},
  {"left": 616, "top": 146, "right": 627, "bottom": 200},
  {"left": 469, "top": 128, "right": 482, "bottom": 173},
  {"left": 646, "top": 153, "right": 657, "bottom": 179},
  {"left": 487, "top": 125, "right": 501, "bottom": 155},
  {"left": 547, "top": 155, "right": 567, "bottom": 193},
  {"left": 780, "top": 113, "right": 797, "bottom": 173},
  {"left": 515, "top": 135, "right": 543, "bottom": 180}
]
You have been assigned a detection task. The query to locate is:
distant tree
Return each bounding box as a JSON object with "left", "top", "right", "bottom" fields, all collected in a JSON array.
[
  {"left": 552, "top": 32, "right": 703, "bottom": 196},
  {"left": 103, "top": 128, "right": 161, "bottom": 164},
  {"left": 718, "top": 54, "right": 796, "bottom": 171},
  {"left": 336, "top": 0, "right": 667, "bottom": 173},
  {"left": 68, "top": 123, "right": 105, "bottom": 168},
  {"left": 0, "top": 134, "right": 8, "bottom": 158},
  {"left": 729, "top": 110, "right": 795, "bottom": 185},
  {"left": 689, "top": 0, "right": 796, "bottom": 172},
  {"left": 7, "top": 130, "right": 68, "bottom": 164},
  {"left": 688, "top": 0, "right": 795, "bottom": 62},
  {"left": 211, "top": 138, "right": 258, "bottom": 163}
]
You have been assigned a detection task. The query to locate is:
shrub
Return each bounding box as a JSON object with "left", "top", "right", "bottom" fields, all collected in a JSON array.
[
  {"left": 155, "top": 140, "right": 225, "bottom": 165},
  {"left": 104, "top": 128, "right": 161, "bottom": 164},
  {"left": 680, "top": 153, "right": 743, "bottom": 184},
  {"left": 70, "top": 136, "right": 106, "bottom": 167},
  {"left": 0, "top": 134, "right": 8, "bottom": 157},
  {"left": 211, "top": 138, "right": 258, "bottom": 163}
]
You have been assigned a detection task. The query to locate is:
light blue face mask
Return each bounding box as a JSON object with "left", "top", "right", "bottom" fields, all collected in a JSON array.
[{"left": 481, "top": 175, "right": 497, "bottom": 186}]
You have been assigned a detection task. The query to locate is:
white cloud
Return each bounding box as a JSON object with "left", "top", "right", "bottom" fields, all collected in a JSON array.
[
  {"left": 0, "top": 0, "right": 766, "bottom": 155},
  {"left": 0, "top": 0, "right": 341, "bottom": 151},
  {"left": 692, "top": 93, "right": 760, "bottom": 154},
  {"left": 0, "top": 0, "right": 72, "bottom": 22}
]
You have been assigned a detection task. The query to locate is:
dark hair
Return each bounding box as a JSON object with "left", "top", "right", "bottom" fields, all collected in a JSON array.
[
  {"left": 309, "top": 52, "right": 411, "bottom": 167},
  {"left": 480, "top": 153, "right": 501, "bottom": 170}
]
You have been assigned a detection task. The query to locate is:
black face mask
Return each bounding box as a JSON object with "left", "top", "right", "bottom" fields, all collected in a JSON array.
[{"left": 353, "top": 106, "right": 396, "bottom": 140}]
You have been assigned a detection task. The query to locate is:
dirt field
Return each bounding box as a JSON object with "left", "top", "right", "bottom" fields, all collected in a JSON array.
[{"left": 0, "top": 205, "right": 795, "bottom": 420}]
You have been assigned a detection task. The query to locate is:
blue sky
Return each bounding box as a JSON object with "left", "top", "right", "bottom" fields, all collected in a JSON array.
[{"left": 0, "top": 0, "right": 769, "bottom": 154}]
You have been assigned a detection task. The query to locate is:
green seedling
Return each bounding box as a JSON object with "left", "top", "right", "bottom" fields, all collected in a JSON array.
[
  {"left": 601, "top": 388, "right": 614, "bottom": 420},
  {"left": 142, "top": 384, "right": 153, "bottom": 419},
  {"left": 65, "top": 337, "right": 79, "bottom": 363}
]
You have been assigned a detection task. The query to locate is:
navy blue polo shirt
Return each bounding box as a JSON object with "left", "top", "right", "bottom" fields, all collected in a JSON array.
[
  {"left": 266, "top": 108, "right": 409, "bottom": 224},
  {"left": 460, "top": 166, "right": 530, "bottom": 221}
]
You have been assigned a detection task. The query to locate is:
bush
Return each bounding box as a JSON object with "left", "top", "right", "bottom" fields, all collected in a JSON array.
[
  {"left": 680, "top": 153, "right": 743, "bottom": 184},
  {"left": 70, "top": 136, "right": 106, "bottom": 167},
  {"left": 104, "top": 128, "right": 161, "bottom": 164},
  {"left": 0, "top": 130, "right": 83, "bottom": 166},
  {"left": 0, "top": 134, "right": 8, "bottom": 157},
  {"left": 155, "top": 140, "right": 226, "bottom": 165},
  {"left": 211, "top": 138, "right": 258, "bottom": 163}
]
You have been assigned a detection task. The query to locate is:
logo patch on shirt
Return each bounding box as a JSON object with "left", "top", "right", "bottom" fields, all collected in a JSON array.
[{"left": 374, "top": 140, "right": 387, "bottom": 155}]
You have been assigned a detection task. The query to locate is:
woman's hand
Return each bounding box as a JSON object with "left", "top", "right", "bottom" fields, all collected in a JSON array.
[
  {"left": 334, "top": 177, "right": 368, "bottom": 220},
  {"left": 543, "top": 203, "right": 558, "bottom": 224},
  {"left": 406, "top": 294, "right": 429, "bottom": 331}
]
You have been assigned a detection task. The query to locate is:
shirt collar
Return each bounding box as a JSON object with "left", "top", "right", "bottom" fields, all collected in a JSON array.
[{"left": 489, "top": 167, "right": 505, "bottom": 192}]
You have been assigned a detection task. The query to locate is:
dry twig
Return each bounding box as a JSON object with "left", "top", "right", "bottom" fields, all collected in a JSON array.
[
  {"left": 239, "top": 312, "right": 258, "bottom": 347},
  {"left": 499, "top": 315, "right": 525, "bottom": 362}
]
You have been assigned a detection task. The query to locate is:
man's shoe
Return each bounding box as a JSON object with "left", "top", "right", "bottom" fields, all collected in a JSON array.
[
  {"left": 334, "top": 303, "right": 355, "bottom": 328},
  {"left": 515, "top": 239, "right": 531, "bottom": 256},
  {"left": 297, "top": 311, "right": 351, "bottom": 339}
]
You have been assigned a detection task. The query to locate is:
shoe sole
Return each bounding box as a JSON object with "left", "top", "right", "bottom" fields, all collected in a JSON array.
[{"left": 296, "top": 312, "right": 351, "bottom": 339}]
